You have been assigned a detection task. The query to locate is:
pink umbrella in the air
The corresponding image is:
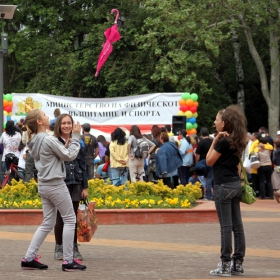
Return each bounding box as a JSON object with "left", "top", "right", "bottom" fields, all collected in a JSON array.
[{"left": 95, "top": 9, "right": 121, "bottom": 77}]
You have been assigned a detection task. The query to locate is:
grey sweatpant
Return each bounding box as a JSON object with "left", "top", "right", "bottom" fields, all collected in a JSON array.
[{"left": 25, "top": 183, "right": 76, "bottom": 262}]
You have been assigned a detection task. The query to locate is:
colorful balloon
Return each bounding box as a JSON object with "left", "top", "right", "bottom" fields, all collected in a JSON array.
[
  {"left": 181, "top": 92, "right": 191, "bottom": 100},
  {"left": 178, "top": 110, "right": 185, "bottom": 116},
  {"left": 179, "top": 99, "right": 186, "bottom": 106},
  {"left": 7, "top": 116, "right": 11, "bottom": 121},
  {"left": 193, "top": 112, "right": 198, "bottom": 118},
  {"left": 189, "top": 117, "right": 196, "bottom": 124},
  {"left": 5, "top": 105, "right": 12, "bottom": 112},
  {"left": 180, "top": 105, "right": 188, "bottom": 112},
  {"left": 193, "top": 101, "right": 199, "bottom": 107},
  {"left": 185, "top": 110, "right": 192, "bottom": 118},
  {"left": 189, "top": 106, "right": 197, "bottom": 113},
  {"left": 5, "top": 93, "right": 12, "bottom": 101},
  {"left": 193, "top": 123, "right": 198, "bottom": 129},
  {"left": 3, "top": 100, "right": 8, "bottom": 107},
  {"left": 186, "top": 122, "right": 193, "bottom": 130},
  {"left": 7, "top": 101, "right": 13, "bottom": 107},
  {"left": 185, "top": 99, "right": 194, "bottom": 107},
  {"left": 190, "top": 93, "right": 198, "bottom": 101},
  {"left": 189, "top": 128, "right": 197, "bottom": 135},
  {"left": 3, "top": 110, "right": 8, "bottom": 115}
]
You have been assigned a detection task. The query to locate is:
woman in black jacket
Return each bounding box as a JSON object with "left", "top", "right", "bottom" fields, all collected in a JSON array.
[{"left": 53, "top": 114, "right": 88, "bottom": 261}]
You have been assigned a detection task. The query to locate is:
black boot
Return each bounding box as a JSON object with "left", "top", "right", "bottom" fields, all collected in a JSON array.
[
  {"left": 210, "top": 261, "right": 231, "bottom": 276},
  {"left": 231, "top": 259, "right": 244, "bottom": 275}
]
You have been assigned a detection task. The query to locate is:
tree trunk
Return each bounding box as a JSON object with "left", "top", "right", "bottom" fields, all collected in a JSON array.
[
  {"left": 268, "top": 15, "right": 279, "bottom": 137},
  {"left": 214, "top": 71, "right": 232, "bottom": 102},
  {"left": 231, "top": 28, "right": 245, "bottom": 114},
  {"left": 238, "top": 13, "right": 279, "bottom": 137}
]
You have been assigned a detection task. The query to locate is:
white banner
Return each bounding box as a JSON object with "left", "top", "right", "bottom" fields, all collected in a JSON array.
[{"left": 11, "top": 92, "right": 181, "bottom": 137}]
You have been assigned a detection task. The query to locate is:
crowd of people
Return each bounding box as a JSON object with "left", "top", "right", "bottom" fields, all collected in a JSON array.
[
  {"left": 242, "top": 127, "right": 280, "bottom": 200},
  {"left": 1, "top": 105, "right": 280, "bottom": 276}
]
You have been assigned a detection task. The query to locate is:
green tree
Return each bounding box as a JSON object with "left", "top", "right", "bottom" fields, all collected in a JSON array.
[{"left": 207, "top": 0, "right": 280, "bottom": 135}]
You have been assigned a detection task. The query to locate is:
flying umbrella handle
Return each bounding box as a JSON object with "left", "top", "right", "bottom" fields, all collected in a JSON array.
[{"left": 111, "top": 9, "right": 120, "bottom": 24}]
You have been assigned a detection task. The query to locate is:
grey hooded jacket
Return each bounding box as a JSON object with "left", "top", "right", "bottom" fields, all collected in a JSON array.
[{"left": 29, "top": 132, "right": 80, "bottom": 185}]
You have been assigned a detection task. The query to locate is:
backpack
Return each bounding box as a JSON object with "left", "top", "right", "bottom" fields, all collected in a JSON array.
[{"left": 134, "top": 138, "right": 149, "bottom": 159}]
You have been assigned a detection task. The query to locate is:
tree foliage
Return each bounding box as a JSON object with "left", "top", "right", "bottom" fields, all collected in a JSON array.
[{"left": 1, "top": 0, "right": 277, "bottom": 133}]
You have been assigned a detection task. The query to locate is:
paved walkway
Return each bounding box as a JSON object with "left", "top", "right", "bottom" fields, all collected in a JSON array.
[{"left": 0, "top": 199, "right": 279, "bottom": 279}]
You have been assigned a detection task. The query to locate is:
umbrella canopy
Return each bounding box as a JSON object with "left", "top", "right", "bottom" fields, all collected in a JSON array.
[{"left": 95, "top": 9, "right": 121, "bottom": 77}]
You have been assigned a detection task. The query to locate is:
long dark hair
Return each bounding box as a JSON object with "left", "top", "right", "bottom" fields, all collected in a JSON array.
[
  {"left": 5, "top": 120, "right": 17, "bottom": 137},
  {"left": 218, "top": 105, "right": 247, "bottom": 156},
  {"left": 129, "top": 125, "right": 142, "bottom": 139},
  {"left": 179, "top": 129, "right": 191, "bottom": 144},
  {"left": 111, "top": 128, "right": 127, "bottom": 145},
  {"left": 18, "top": 140, "right": 25, "bottom": 152},
  {"left": 97, "top": 135, "right": 107, "bottom": 147}
]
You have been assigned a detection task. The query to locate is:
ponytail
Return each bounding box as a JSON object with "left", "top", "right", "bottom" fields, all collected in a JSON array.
[{"left": 25, "top": 109, "right": 41, "bottom": 138}]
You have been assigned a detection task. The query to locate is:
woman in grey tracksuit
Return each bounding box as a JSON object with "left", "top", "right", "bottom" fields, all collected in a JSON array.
[{"left": 20, "top": 109, "right": 86, "bottom": 272}]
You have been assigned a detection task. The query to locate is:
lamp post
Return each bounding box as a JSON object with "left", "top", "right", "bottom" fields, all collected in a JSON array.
[{"left": 0, "top": 5, "right": 17, "bottom": 133}]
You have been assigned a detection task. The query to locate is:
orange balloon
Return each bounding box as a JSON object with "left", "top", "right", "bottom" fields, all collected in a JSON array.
[
  {"left": 179, "top": 99, "right": 186, "bottom": 106},
  {"left": 193, "top": 101, "right": 199, "bottom": 107},
  {"left": 185, "top": 99, "right": 194, "bottom": 107},
  {"left": 3, "top": 100, "right": 8, "bottom": 107},
  {"left": 7, "top": 101, "right": 13, "bottom": 107},
  {"left": 189, "top": 128, "right": 197, "bottom": 135}
]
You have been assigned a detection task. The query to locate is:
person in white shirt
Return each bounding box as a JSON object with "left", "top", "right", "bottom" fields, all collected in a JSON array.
[
  {"left": 18, "top": 141, "right": 26, "bottom": 179},
  {"left": 0, "top": 120, "right": 22, "bottom": 175}
]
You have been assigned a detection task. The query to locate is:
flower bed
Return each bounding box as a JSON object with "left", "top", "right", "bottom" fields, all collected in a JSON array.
[{"left": 0, "top": 179, "right": 202, "bottom": 209}]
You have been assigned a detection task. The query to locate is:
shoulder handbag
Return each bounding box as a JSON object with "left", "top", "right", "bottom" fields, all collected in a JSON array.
[
  {"left": 250, "top": 153, "right": 260, "bottom": 169},
  {"left": 239, "top": 158, "right": 256, "bottom": 205},
  {"left": 102, "top": 160, "right": 110, "bottom": 172},
  {"left": 243, "top": 157, "right": 251, "bottom": 174}
]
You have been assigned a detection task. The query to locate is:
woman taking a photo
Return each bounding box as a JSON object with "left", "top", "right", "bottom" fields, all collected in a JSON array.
[
  {"left": 206, "top": 105, "right": 247, "bottom": 277},
  {"left": 53, "top": 114, "right": 88, "bottom": 261}
]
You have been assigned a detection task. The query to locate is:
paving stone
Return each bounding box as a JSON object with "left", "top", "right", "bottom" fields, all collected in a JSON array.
[{"left": 0, "top": 199, "right": 279, "bottom": 279}]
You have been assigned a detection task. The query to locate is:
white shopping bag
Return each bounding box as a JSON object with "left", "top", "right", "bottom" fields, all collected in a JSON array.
[{"left": 243, "top": 157, "right": 252, "bottom": 174}]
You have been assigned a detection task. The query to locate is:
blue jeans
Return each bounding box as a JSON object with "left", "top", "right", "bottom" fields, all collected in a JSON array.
[
  {"left": 85, "top": 163, "right": 94, "bottom": 179},
  {"left": 178, "top": 166, "right": 190, "bottom": 186},
  {"left": 1, "top": 161, "right": 6, "bottom": 183},
  {"left": 205, "top": 167, "right": 213, "bottom": 200},
  {"left": 111, "top": 167, "right": 128, "bottom": 186},
  {"left": 214, "top": 180, "right": 245, "bottom": 262}
]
